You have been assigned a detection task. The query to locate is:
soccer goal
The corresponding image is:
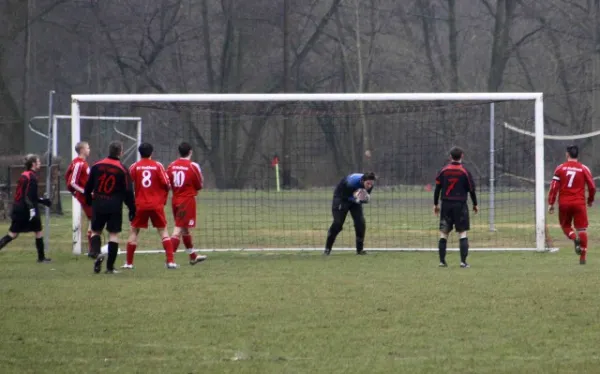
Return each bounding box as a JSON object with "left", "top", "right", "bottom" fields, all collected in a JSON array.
[{"left": 70, "top": 93, "right": 554, "bottom": 254}]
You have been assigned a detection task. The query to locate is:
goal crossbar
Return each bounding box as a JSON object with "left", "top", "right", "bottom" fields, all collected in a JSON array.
[{"left": 70, "top": 92, "right": 550, "bottom": 253}]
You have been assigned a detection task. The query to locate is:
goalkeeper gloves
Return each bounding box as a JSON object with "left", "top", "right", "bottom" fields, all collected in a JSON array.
[
  {"left": 128, "top": 209, "right": 136, "bottom": 222},
  {"left": 29, "top": 208, "right": 36, "bottom": 221}
]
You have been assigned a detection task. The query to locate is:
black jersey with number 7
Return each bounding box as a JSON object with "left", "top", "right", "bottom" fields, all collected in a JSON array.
[
  {"left": 84, "top": 156, "right": 135, "bottom": 214},
  {"left": 434, "top": 161, "right": 478, "bottom": 206}
]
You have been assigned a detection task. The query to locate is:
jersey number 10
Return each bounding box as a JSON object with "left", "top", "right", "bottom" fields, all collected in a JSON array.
[{"left": 172, "top": 171, "right": 186, "bottom": 188}]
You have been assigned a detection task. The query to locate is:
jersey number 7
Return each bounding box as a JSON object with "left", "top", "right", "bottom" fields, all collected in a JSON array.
[
  {"left": 446, "top": 178, "right": 458, "bottom": 196},
  {"left": 566, "top": 170, "right": 576, "bottom": 188}
]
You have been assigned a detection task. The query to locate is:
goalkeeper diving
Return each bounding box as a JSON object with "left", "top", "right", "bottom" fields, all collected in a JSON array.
[{"left": 324, "top": 172, "right": 376, "bottom": 255}]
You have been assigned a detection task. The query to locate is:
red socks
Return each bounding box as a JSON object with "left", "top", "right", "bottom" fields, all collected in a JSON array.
[
  {"left": 162, "top": 237, "right": 174, "bottom": 263},
  {"left": 564, "top": 230, "right": 576, "bottom": 240},
  {"left": 171, "top": 236, "right": 180, "bottom": 253},
  {"left": 182, "top": 234, "right": 193, "bottom": 249},
  {"left": 126, "top": 242, "right": 136, "bottom": 265},
  {"left": 182, "top": 234, "right": 198, "bottom": 260}
]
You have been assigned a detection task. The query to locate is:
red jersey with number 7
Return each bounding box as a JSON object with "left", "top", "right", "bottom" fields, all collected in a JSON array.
[
  {"left": 167, "top": 158, "right": 203, "bottom": 200},
  {"left": 548, "top": 160, "right": 596, "bottom": 206},
  {"left": 129, "top": 158, "right": 171, "bottom": 210}
]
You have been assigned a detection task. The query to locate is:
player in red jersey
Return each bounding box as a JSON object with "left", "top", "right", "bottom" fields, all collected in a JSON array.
[
  {"left": 167, "top": 142, "right": 207, "bottom": 265},
  {"left": 64, "top": 141, "right": 94, "bottom": 257},
  {"left": 548, "top": 145, "right": 596, "bottom": 264},
  {"left": 123, "top": 142, "right": 178, "bottom": 269}
]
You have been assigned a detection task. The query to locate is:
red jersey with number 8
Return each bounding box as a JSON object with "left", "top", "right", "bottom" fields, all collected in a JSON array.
[
  {"left": 167, "top": 158, "right": 203, "bottom": 199},
  {"left": 548, "top": 160, "right": 596, "bottom": 206},
  {"left": 129, "top": 158, "right": 171, "bottom": 210}
]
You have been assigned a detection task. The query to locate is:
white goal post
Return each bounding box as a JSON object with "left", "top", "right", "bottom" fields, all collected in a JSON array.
[{"left": 70, "top": 92, "right": 549, "bottom": 253}]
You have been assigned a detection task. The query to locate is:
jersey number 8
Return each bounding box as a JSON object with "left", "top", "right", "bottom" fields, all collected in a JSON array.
[{"left": 142, "top": 170, "right": 152, "bottom": 188}]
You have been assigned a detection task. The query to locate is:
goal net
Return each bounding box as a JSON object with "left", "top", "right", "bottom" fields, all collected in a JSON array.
[{"left": 70, "top": 93, "right": 551, "bottom": 254}]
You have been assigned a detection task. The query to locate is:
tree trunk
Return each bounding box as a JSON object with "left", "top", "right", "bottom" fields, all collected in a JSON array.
[{"left": 447, "top": 0, "right": 459, "bottom": 92}]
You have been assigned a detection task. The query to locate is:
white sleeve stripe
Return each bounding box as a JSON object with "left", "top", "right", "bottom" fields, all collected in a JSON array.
[
  {"left": 552, "top": 176, "right": 560, "bottom": 181},
  {"left": 70, "top": 162, "right": 85, "bottom": 193},
  {"left": 191, "top": 162, "right": 202, "bottom": 179}
]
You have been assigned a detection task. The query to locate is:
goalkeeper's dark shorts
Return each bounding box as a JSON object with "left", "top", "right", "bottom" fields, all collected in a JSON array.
[
  {"left": 439, "top": 200, "right": 469, "bottom": 233},
  {"left": 9, "top": 210, "right": 42, "bottom": 233}
]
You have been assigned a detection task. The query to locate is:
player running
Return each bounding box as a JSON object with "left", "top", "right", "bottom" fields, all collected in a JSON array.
[
  {"left": 123, "top": 142, "right": 178, "bottom": 269},
  {"left": 324, "top": 172, "right": 376, "bottom": 256},
  {"left": 433, "top": 147, "right": 478, "bottom": 268},
  {"left": 167, "top": 142, "right": 207, "bottom": 265},
  {"left": 85, "top": 141, "right": 136, "bottom": 274},
  {"left": 0, "top": 154, "right": 52, "bottom": 262},
  {"left": 64, "top": 141, "right": 94, "bottom": 258},
  {"left": 548, "top": 145, "right": 596, "bottom": 265}
]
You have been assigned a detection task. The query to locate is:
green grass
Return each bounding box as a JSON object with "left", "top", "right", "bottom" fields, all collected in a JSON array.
[
  {"left": 0, "top": 250, "right": 599, "bottom": 373},
  {"left": 0, "top": 190, "right": 599, "bottom": 373}
]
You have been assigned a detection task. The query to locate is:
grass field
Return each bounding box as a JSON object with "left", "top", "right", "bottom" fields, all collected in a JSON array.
[{"left": 0, "top": 190, "right": 599, "bottom": 373}]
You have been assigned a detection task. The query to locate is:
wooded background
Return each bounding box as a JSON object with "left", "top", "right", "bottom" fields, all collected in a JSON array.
[{"left": 1, "top": 0, "right": 598, "bottom": 189}]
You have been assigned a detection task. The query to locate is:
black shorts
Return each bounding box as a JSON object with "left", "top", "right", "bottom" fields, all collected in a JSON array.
[
  {"left": 439, "top": 201, "right": 470, "bottom": 233},
  {"left": 91, "top": 209, "right": 123, "bottom": 233},
  {"left": 9, "top": 215, "right": 42, "bottom": 233}
]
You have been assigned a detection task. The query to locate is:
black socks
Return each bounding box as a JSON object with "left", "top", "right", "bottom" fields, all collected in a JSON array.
[
  {"left": 0, "top": 235, "right": 13, "bottom": 250},
  {"left": 438, "top": 238, "right": 447, "bottom": 263},
  {"left": 90, "top": 235, "right": 101, "bottom": 256},
  {"left": 459, "top": 238, "right": 469, "bottom": 263},
  {"left": 35, "top": 238, "right": 45, "bottom": 260},
  {"left": 107, "top": 241, "right": 118, "bottom": 271}
]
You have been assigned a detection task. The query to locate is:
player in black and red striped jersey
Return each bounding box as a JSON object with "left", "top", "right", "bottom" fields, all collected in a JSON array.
[
  {"left": 0, "top": 154, "right": 52, "bottom": 262},
  {"left": 433, "top": 147, "right": 478, "bottom": 268},
  {"left": 84, "top": 141, "right": 135, "bottom": 274}
]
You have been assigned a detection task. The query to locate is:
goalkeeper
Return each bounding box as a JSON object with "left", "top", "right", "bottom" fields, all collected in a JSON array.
[{"left": 324, "top": 172, "right": 376, "bottom": 256}]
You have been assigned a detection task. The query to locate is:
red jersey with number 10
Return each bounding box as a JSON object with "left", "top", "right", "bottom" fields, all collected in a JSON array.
[
  {"left": 548, "top": 160, "right": 596, "bottom": 206},
  {"left": 167, "top": 158, "right": 203, "bottom": 199},
  {"left": 129, "top": 158, "right": 170, "bottom": 210}
]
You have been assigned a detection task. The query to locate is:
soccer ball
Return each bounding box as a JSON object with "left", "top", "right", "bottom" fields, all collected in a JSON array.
[
  {"left": 99, "top": 244, "right": 116, "bottom": 254},
  {"left": 353, "top": 188, "right": 370, "bottom": 203}
]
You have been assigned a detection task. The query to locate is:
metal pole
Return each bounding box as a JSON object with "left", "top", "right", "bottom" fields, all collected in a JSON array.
[
  {"left": 489, "top": 102, "right": 495, "bottom": 232},
  {"left": 44, "top": 90, "right": 55, "bottom": 250}
]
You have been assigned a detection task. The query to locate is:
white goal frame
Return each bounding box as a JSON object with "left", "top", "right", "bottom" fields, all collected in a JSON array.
[{"left": 71, "top": 92, "right": 551, "bottom": 254}]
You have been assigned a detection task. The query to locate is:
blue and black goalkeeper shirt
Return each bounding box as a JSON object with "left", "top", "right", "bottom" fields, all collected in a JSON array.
[{"left": 333, "top": 173, "right": 374, "bottom": 203}]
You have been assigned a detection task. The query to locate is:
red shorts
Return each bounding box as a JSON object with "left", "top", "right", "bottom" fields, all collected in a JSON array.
[
  {"left": 75, "top": 194, "right": 92, "bottom": 219},
  {"left": 559, "top": 204, "right": 588, "bottom": 230},
  {"left": 131, "top": 209, "right": 168, "bottom": 229},
  {"left": 172, "top": 197, "right": 196, "bottom": 228}
]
